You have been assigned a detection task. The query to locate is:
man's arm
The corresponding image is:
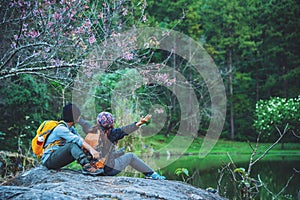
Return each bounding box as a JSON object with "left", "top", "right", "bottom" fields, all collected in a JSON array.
[
  {"left": 82, "top": 140, "right": 99, "bottom": 160},
  {"left": 77, "top": 117, "right": 92, "bottom": 134}
]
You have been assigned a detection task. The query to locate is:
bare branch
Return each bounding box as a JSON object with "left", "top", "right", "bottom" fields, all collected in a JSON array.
[
  {"left": 251, "top": 124, "right": 289, "bottom": 166},
  {"left": 258, "top": 175, "right": 275, "bottom": 197},
  {"left": 259, "top": 172, "right": 295, "bottom": 199},
  {"left": 292, "top": 130, "right": 300, "bottom": 139},
  {"left": 226, "top": 152, "right": 238, "bottom": 181},
  {"left": 247, "top": 132, "right": 261, "bottom": 174},
  {"left": 217, "top": 161, "right": 232, "bottom": 194},
  {"left": 274, "top": 174, "right": 295, "bottom": 199}
]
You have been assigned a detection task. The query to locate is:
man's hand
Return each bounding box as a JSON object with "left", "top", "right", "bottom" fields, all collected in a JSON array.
[
  {"left": 136, "top": 114, "right": 152, "bottom": 127},
  {"left": 90, "top": 148, "right": 100, "bottom": 160},
  {"left": 82, "top": 140, "right": 100, "bottom": 160}
]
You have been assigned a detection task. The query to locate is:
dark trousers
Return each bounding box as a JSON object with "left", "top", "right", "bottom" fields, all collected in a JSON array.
[{"left": 44, "top": 142, "right": 88, "bottom": 170}]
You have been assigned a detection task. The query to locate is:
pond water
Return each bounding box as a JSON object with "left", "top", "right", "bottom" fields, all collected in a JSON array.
[{"left": 158, "top": 154, "right": 300, "bottom": 199}]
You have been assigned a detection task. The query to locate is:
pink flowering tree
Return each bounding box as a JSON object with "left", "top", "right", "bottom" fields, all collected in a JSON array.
[
  {"left": 1, "top": 0, "right": 212, "bottom": 138},
  {"left": 0, "top": 0, "right": 147, "bottom": 81}
]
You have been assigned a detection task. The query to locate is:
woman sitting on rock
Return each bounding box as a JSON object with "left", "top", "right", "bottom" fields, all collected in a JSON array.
[{"left": 86, "top": 111, "right": 165, "bottom": 180}]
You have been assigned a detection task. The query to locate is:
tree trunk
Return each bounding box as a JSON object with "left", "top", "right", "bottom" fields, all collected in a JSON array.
[
  {"left": 255, "top": 65, "right": 259, "bottom": 101},
  {"left": 281, "top": 65, "right": 288, "bottom": 150},
  {"left": 229, "top": 50, "right": 235, "bottom": 140},
  {"left": 282, "top": 65, "right": 288, "bottom": 98},
  {"left": 62, "top": 88, "right": 65, "bottom": 107}
]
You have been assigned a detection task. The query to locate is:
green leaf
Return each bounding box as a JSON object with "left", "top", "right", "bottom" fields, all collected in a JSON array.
[
  {"left": 242, "top": 180, "right": 251, "bottom": 188},
  {"left": 234, "top": 168, "right": 246, "bottom": 174},
  {"left": 175, "top": 168, "right": 182, "bottom": 176},
  {"left": 182, "top": 168, "right": 189, "bottom": 176},
  {"left": 174, "top": 168, "right": 189, "bottom": 177}
]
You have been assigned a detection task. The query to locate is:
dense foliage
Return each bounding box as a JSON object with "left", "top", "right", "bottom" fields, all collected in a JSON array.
[
  {"left": 0, "top": 0, "right": 299, "bottom": 151},
  {"left": 254, "top": 96, "right": 300, "bottom": 142},
  {"left": 0, "top": 75, "right": 57, "bottom": 151}
]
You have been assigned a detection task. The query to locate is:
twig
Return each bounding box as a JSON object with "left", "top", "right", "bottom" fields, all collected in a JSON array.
[
  {"left": 0, "top": 63, "right": 81, "bottom": 80},
  {"left": 248, "top": 132, "right": 261, "bottom": 174},
  {"left": 251, "top": 124, "right": 289, "bottom": 167},
  {"left": 217, "top": 162, "right": 231, "bottom": 194},
  {"left": 274, "top": 174, "right": 295, "bottom": 199},
  {"left": 248, "top": 140, "right": 255, "bottom": 152},
  {"left": 259, "top": 172, "right": 295, "bottom": 199},
  {"left": 226, "top": 152, "right": 237, "bottom": 181},
  {"left": 292, "top": 130, "right": 300, "bottom": 139},
  {"left": 186, "top": 170, "right": 198, "bottom": 183},
  {"left": 258, "top": 175, "right": 275, "bottom": 197},
  {"left": 0, "top": 43, "right": 52, "bottom": 70}
]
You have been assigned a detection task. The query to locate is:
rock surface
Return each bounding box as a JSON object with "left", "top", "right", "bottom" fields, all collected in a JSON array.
[{"left": 1, "top": 166, "right": 227, "bottom": 200}]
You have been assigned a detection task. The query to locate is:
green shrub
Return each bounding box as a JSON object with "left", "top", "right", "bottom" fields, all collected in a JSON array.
[{"left": 253, "top": 96, "right": 300, "bottom": 142}]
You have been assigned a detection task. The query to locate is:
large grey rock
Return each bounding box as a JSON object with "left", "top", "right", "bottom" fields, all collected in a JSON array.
[{"left": 1, "top": 166, "right": 227, "bottom": 200}]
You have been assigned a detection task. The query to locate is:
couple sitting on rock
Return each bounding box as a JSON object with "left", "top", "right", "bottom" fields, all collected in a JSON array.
[{"left": 41, "top": 103, "right": 165, "bottom": 180}]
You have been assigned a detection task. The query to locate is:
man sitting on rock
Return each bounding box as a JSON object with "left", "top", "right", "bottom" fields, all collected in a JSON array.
[{"left": 42, "top": 103, "right": 104, "bottom": 176}]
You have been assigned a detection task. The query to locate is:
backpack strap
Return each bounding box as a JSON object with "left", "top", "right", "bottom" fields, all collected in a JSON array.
[
  {"left": 44, "top": 120, "right": 68, "bottom": 150},
  {"left": 58, "top": 120, "right": 68, "bottom": 128}
]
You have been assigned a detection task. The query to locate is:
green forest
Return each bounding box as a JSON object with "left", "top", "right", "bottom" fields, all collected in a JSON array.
[
  {"left": 0, "top": 0, "right": 300, "bottom": 199},
  {"left": 1, "top": 0, "right": 299, "bottom": 150}
]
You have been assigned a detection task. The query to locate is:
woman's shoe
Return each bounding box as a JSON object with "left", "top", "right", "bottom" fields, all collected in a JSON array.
[
  {"left": 145, "top": 172, "right": 166, "bottom": 180},
  {"left": 82, "top": 163, "right": 104, "bottom": 176}
]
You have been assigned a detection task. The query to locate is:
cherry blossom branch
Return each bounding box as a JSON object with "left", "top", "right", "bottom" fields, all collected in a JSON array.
[
  {"left": 0, "top": 43, "right": 52, "bottom": 70},
  {"left": 0, "top": 63, "right": 81, "bottom": 80}
]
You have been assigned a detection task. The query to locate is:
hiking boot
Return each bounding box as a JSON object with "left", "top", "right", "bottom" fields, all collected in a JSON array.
[
  {"left": 145, "top": 172, "right": 166, "bottom": 180},
  {"left": 82, "top": 163, "right": 104, "bottom": 176}
]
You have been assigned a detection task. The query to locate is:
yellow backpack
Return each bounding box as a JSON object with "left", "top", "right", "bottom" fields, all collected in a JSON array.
[{"left": 31, "top": 120, "right": 65, "bottom": 157}]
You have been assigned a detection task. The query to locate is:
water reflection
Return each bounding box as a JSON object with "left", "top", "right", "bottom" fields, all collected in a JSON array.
[{"left": 160, "top": 154, "right": 300, "bottom": 199}]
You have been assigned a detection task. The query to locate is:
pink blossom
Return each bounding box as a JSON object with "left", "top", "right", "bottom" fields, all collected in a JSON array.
[
  {"left": 23, "top": 23, "right": 28, "bottom": 28},
  {"left": 83, "top": 19, "right": 92, "bottom": 28},
  {"left": 54, "top": 12, "right": 61, "bottom": 20},
  {"left": 123, "top": 52, "right": 134, "bottom": 60},
  {"left": 11, "top": 42, "right": 16, "bottom": 48},
  {"left": 77, "top": 27, "right": 85, "bottom": 34},
  {"left": 142, "top": 15, "right": 147, "bottom": 22},
  {"left": 24, "top": 29, "right": 40, "bottom": 38},
  {"left": 66, "top": 0, "right": 72, "bottom": 6},
  {"left": 154, "top": 108, "right": 165, "bottom": 114},
  {"left": 166, "top": 78, "right": 176, "bottom": 86},
  {"left": 33, "top": 51, "right": 39, "bottom": 57},
  {"left": 9, "top": 2, "right": 15, "bottom": 7},
  {"left": 24, "top": 1, "right": 30, "bottom": 7},
  {"left": 47, "top": 21, "right": 54, "bottom": 27},
  {"left": 98, "top": 12, "right": 104, "bottom": 19},
  {"left": 89, "top": 35, "right": 96, "bottom": 45},
  {"left": 122, "top": 9, "right": 128, "bottom": 16}
]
